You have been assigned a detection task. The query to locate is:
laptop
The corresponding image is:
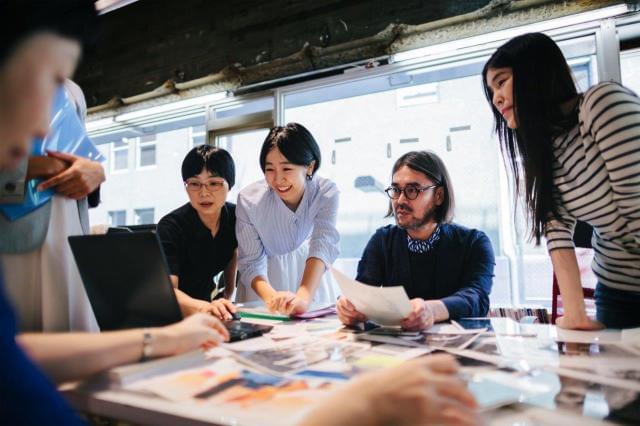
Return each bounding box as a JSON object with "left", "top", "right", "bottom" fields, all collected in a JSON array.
[{"left": 68, "top": 232, "right": 272, "bottom": 342}]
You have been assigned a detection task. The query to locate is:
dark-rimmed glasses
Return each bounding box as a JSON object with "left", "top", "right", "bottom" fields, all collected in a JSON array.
[
  {"left": 384, "top": 184, "right": 438, "bottom": 200},
  {"left": 184, "top": 180, "right": 225, "bottom": 193}
]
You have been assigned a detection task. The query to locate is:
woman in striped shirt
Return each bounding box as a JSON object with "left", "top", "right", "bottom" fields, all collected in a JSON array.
[
  {"left": 236, "top": 123, "right": 340, "bottom": 314},
  {"left": 483, "top": 33, "right": 640, "bottom": 329}
]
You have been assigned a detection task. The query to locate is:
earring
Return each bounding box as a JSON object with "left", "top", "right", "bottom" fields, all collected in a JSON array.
[{"left": 306, "top": 174, "right": 313, "bottom": 181}]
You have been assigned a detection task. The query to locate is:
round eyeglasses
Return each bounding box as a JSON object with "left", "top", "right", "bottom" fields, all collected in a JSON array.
[
  {"left": 384, "top": 184, "right": 438, "bottom": 200},
  {"left": 184, "top": 180, "right": 225, "bottom": 193}
]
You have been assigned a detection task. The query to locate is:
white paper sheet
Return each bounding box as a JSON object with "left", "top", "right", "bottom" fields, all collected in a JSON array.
[{"left": 331, "top": 268, "right": 411, "bottom": 326}]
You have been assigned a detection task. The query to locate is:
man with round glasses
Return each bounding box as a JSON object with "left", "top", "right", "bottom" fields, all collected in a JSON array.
[{"left": 337, "top": 150, "right": 495, "bottom": 330}]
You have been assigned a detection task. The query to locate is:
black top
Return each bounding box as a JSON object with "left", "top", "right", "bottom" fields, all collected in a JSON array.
[
  {"left": 356, "top": 223, "right": 495, "bottom": 319},
  {"left": 157, "top": 202, "right": 237, "bottom": 301}
]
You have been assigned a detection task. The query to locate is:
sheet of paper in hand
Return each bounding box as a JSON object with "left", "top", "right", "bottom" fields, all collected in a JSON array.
[{"left": 332, "top": 268, "right": 411, "bottom": 326}]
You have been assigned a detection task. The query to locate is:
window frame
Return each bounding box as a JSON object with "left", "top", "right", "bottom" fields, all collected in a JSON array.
[
  {"left": 110, "top": 139, "right": 130, "bottom": 174},
  {"left": 136, "top": 135, "right": 157, "bottom": 170}
]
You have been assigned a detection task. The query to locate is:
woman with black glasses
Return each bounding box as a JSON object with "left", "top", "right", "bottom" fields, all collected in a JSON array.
[{"left": 157, "top": 145, "right": 238, "bottom": 321}]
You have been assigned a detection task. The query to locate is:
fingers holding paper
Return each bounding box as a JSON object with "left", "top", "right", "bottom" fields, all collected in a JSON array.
[
  {"left": 401, "top": 298, "right": 434, "bottom": 331},
  {"left": 336, "top": 297, "right": 367, "bottom": 325}
]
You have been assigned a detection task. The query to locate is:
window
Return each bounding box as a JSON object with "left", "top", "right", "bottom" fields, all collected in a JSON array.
[
  {"left": 621, "top": 48, "right": 640, "bottom": 94},
  {"left": 108, "top": 210, "right": 126, "bottom": 226},
  {"left": 190, "top": 125, "right": 207, "bottom": 147},
  {"left": 134, "top": 208, "right": 155, "bottom": 225},
  {"left": 137, "top": 134, "right": 157, "bottom": 168},
  {"left": 110, "top": 139, "right": 129, "bottom": 172},
  {"left": 283, "top": 68, "right": 503, "bottom": 281},
  {"left": 216, "top": 128, "right": 270, "bottom": 203},
  {"left": 281, "top": 33, "right": 599, "bottom": 308},
  {"left": 89, "top": 124, "right": 206, "bottom": 229}
]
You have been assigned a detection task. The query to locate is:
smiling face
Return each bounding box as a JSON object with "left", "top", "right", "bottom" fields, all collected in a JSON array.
[
  {"left": 185, "top": 168, "right": 229, "bottom": 217},
  {"left": 0, "top": 33, "right": 80, "bottom": 170},
  {"left": 264, "top": 147, "right": 314, "bottom": 210},
  {"left": 391, "top": 165, "right": 443, "bottom": 230},
  {"left": 486, "top": 67, "right": 517, "bottom": 129}
]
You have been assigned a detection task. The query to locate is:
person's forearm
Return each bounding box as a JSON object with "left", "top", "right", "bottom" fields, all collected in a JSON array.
[
  {"left": 550, "top": 249, "right": 587, "bottom": 319},
  {"left": 174, "top": 288, "right": 202, "bottom": 316},
  {"left": 170, "top": 275, "right": 204, "bottom": 315},
  {"left": 252, "top": 276, "right": 276, "bottom": 301},
  {"left": 297, "top": 257, "right": 325, "bottom": 302},
  {"left": 223, "top": 252, "right": 238, "bottom": 299},
  {"left": 427, "top": 300, "right": 449, "bottom": 322},
  {"left": 223, "top": 276, "right": 236, "bottom": 300},
  {"left": 17, "top": 330, "right": 149, "bottom": 384}
]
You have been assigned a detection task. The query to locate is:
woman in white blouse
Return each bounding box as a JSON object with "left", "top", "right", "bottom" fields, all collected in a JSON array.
[{"left": 236, "top": 123, "right": 340, "bottom": 314}]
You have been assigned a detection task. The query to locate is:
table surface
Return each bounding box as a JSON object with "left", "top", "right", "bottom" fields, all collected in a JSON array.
[{"left": 63, "top": 317, "right": 640, "bottom": 426}]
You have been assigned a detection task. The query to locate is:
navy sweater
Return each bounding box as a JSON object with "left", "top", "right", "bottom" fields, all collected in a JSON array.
[
  {"left": 356, "top": 223, "right": 495, "bottom": 319},
  {"left": 0, "top": 265, "right": 83, "bottom": 425}
]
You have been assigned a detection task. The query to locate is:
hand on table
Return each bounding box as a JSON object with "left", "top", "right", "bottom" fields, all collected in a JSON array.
[
  {"left": 556, "top": 314, "right": 604, "bottom": 331},
  {"left": 156, "top": 313, "right": 229, "bottom": 356},
  {"left": 336, "top": 297, "right": 367, "bottom": 325},
  {"left": 191, "top": 298, "right": 236, "bottom": 321},
  {"left": 37, "top": 150, "right": 105, "bottom": 199},
  {"left": 267, "top": 291, "right": 309, "bottom": 315},
  {"left": 401, "top": 298, "right": 434, "bottom": 331}
]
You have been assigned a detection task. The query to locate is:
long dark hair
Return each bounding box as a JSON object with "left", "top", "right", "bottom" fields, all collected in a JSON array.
[
  {"left": 482, "top": 33, "right": 579, "bottom": 244},
  {"left": 386, "top": 150, "right": 455, "bottom": 223}
]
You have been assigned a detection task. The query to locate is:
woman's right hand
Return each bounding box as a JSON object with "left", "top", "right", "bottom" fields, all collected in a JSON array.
[
  {"left": 155, "top": 313, "right": 230, "bottom": 357},
  {"left": 336, "top": 297, "right": 367, "bottom": 325}
]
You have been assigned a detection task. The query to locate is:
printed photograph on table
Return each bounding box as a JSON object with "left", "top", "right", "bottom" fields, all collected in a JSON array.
[
  {"left": 420, "top": 332, "right": 483, "bottom": 350},
  {"left": 234, "top": 337, "right": 371, "bottom": 375},
  {"left": 195, "top": 370, "right": 335, "bottom": 407}
]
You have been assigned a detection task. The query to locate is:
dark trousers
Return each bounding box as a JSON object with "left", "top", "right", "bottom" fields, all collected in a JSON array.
[{"left": 595, "top": 283, "right": 640, "bottom": 329}]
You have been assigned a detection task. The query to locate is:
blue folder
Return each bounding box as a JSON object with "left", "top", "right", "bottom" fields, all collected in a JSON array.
[{"left": 0, "top": 86, "right": 105, "bottom": 220}]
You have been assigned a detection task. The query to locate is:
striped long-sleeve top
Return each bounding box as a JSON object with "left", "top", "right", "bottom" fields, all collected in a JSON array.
[
  {"left": 236, "top": 176, "right": 340, "bottom": 288},
  {"left": 546, "top": 82, "right": 640, "bottom": 292}
]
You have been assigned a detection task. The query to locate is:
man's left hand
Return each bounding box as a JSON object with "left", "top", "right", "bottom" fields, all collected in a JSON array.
[
  {"left": 38, "top": 150, "right": 105, "bottom": 199},
  {"left": 401, "top": 298, "right": 434, "bottom": 331}
]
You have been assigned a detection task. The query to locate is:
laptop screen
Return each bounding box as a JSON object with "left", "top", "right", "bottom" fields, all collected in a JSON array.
[{"left": 68, "top": 232, "right": 183, "bottom": 331}]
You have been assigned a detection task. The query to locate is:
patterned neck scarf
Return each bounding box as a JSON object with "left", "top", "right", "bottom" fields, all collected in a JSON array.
[{"left": 407, "top": 224, "right": 442, "bottom": 254}]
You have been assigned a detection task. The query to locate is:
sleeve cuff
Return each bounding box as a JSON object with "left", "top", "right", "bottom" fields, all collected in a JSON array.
[
  {"left": 0, "top": 158, "right": 28, "bottom": 204},
  {"left": 440, "top": 296, "right": 469, "bottom": 320}
]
